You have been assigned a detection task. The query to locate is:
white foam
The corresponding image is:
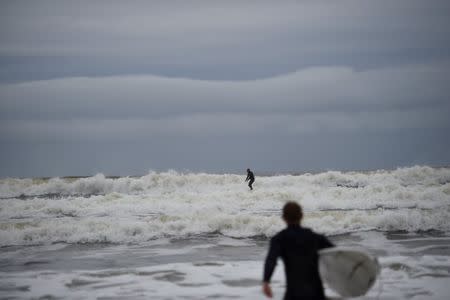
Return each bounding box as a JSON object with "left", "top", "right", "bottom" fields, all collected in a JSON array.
[
  {"left": 2, "top": 256, "right": 450, "bottom": 300},
  {"left": 0, "top": 261, "right": 284, "bottom": 300},
  {"left": 0, "top": 166, "right": 449, "bottom": 246},
  {"left": 1, "top": 166, "right": 449, "bottom": 198}
]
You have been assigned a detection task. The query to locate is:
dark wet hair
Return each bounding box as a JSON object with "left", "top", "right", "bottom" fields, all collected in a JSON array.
[{"left": 282, "top": 202, "right": 303, "bottom": 223}]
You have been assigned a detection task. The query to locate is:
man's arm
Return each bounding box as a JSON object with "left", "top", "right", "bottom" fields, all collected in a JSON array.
[
  {"left": 262, "top": 235, "right": 281, "bottom": 298},
  {"left": 317, "top": 234, "right": 334, "bottom": 249},
  {"left": 263, "top": 236, "right": 281, "bottom": 282},
  {"left": 245, "top": 174, "right": 249, "bottom": 181}
]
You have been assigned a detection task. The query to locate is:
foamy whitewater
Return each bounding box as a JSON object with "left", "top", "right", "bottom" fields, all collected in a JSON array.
[{"left": 1, "top": 166, "right": 450, "bottom": 299}]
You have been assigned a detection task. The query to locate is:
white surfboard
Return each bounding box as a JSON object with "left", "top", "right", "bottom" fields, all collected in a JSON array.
[{"left": 319, "top": 247, "right": 380, "bottom": 298}]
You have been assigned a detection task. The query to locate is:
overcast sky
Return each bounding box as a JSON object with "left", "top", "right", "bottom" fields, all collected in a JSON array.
[{"left": 1, "top": 0, "right": 450, "bottom": 177}]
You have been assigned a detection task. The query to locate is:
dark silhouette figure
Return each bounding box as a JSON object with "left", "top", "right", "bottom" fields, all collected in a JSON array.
[
  {"left": 263, "top": 202, "right": 334, "bottom": 300},
  {"left": 245, "top": 168, "right": 255, "bottom": 190}
]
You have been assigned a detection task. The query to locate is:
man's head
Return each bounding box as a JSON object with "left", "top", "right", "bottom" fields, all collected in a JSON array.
[
  {"left": 282, "top": 202, "right": 303, "bottom": 225},
  {"left": 247, "top": 168, "right": 250, "bottom": 172}
]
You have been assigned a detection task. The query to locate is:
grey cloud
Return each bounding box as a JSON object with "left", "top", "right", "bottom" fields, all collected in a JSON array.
[
  {"left": 1, "top": 0, "right": 449, "bottom": 82},
  {"left": 1, "top": 108, "right": 448, "bottom": 143},
  {"left": 1, "top": 63, "right": 449, "bottom": 143},
  {"left": 1, "top": 63, "right": 449, "bottom": 121}
]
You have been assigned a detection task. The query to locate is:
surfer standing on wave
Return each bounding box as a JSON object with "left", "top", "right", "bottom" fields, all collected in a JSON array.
[
  {"left": 245, "top": 168, "right": 255, "bottom": 190},
  {"left": 262, "top": 201, "right": 334, "bottom": 300}
]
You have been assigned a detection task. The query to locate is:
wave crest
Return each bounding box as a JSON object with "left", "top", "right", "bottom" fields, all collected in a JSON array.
[{"left": 1, "top": 166, "right": 449, "bottom": 246}]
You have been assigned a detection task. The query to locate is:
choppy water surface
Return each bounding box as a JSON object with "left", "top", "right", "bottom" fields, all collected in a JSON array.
[{"left": 1, "top": 166, "right": 449, "bottom": 299}]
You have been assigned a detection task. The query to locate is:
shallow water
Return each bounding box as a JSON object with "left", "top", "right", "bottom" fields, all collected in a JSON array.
[{"left": 1, "top": 232, "right": 450, "bottom": 299}]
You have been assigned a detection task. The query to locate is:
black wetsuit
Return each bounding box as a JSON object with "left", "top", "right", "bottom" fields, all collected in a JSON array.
[
  {"left": 263, "top": 224, "right": 334, "bottom": 300},
  {"left": 246, "top": 171, "right": 255, "bottom": 190}
]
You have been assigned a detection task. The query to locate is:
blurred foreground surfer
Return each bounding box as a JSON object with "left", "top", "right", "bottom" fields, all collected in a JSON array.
[
  {"left": 245, "top": 168, "right": 255, "bottom": 190},
  {"left": 262, "top": 202, "right": 334, "bottom": 300}
]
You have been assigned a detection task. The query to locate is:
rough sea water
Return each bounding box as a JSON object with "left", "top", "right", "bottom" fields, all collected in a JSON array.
[{"left": 1, "top": 166, "right": 450, "bottom": 299}]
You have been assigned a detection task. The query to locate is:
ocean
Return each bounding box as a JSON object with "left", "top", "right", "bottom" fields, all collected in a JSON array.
[{"left": 1, "top": 166, "right": 449, "bottom": 299}]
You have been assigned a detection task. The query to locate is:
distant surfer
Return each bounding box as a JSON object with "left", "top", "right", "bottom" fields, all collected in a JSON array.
[
  {"left": 262, "top": 201, "right": 334, "bottom": 300},
  {"left": 245, "top": 168, "right": 255, "bottom": 190}
]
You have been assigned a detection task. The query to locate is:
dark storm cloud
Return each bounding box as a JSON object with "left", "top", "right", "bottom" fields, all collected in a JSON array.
[{"left": 1, "top": 0, "right": 450, "bottom": 81}]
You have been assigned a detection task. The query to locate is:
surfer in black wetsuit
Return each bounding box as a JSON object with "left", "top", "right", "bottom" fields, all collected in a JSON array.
[
  {"left": 262, "top": 202, "right": 334, "bottom": 300},
  {"left": 245, "top": 168, "right": 255, "bottom": 190}
]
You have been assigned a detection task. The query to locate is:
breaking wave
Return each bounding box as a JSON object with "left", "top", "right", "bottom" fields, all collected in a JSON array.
[{"left": 0, "top": 166, "right": 449, "bottom": 246}]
